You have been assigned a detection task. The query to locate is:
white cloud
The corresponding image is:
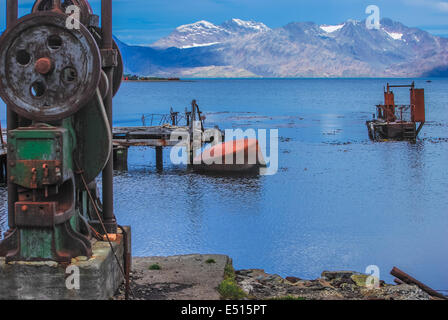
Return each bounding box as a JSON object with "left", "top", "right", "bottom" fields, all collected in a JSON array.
[
  {"left": 403, "top": 0, "right": 448, "bottom": 12},
  {"left": 436, "top": 1, "right": 448, "bottom": 12}
]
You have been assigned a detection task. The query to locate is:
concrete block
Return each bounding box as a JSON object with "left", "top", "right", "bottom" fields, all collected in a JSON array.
[{"left": 0, "top": 239, "right": 124, "bottom": 300}]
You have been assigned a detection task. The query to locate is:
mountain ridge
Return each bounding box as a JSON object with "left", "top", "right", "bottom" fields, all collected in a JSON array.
[{"left": 116, "top": 18, "right": 448, "bottom": 78}]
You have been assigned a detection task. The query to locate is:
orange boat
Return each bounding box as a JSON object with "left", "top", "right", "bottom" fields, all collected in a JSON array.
[{"left": 192, "top": 138, "right": 266, "bottom": 173}]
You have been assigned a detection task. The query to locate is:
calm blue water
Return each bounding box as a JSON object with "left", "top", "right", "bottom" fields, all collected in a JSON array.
[{"left": 1, "top": 78, "right": 448, "bottom": 291}]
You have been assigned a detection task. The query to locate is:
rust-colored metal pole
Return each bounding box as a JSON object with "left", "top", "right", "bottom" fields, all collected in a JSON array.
[
  {"left": 6, "top": 0, "right": 18, "bottom": 229},
  {"left": 101, "top": 0, "right": 116, "bottom": 232},
  {"left": 391, "top": 267, "right": 447, "bottom": 300}
]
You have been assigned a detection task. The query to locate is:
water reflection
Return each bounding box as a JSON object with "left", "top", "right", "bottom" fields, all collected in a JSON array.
[
  {"left": 110, "top": 165, "right": 262, "bottom": 256},
  {"left": 1, "top": 79, "right": 448, "bottom": 290}
]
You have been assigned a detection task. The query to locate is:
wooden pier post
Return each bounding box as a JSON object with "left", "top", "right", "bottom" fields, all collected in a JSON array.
[
  {"left": 156, "top": 146, "right": 163, "bottom": 171},
  {"left": 113, "top": 146, "right": 128, "bottom": 171},
  {"left": 0, "top": 154, "right": 6, "bottom": 184}
]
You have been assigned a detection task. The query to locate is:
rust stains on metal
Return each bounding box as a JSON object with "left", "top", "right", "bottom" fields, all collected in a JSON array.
[
  {"left": 366, "top": 82, "right": 426, "bottom": 141},
  {"left": 32, "top": 0, "right": 95, "bottom": 27},
  {"left": 391, "top": 267, "right": 447, "bottom": 300},
  {"left": 0, "top": 12, "right": 101, "bottom": 121}
]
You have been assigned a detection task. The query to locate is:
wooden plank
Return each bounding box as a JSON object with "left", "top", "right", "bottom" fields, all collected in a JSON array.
[{"left": 113, "top": 139, "right": 189, "bottom": 147}]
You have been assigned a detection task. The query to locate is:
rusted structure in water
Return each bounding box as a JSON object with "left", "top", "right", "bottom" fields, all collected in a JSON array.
[{"left": 366, "top": 82, "right": 426, "bottom": 141}]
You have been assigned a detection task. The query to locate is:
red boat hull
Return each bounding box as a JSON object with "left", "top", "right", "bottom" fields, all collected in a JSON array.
[{"left": 192, "top": 138, "right": 265, "bottom": 173}]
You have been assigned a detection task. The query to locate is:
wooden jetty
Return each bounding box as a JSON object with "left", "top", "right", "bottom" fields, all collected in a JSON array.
[
  {"left": 112, "top": 125, "right": 210, "bottom": 171},
  {"left": 112, "top": 100, "right": 224, "bottom": 171}
]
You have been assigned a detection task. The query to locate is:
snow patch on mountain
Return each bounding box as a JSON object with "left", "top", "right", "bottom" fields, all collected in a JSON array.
[
  {"left": 320, "top": 24, "right": 345, "bottom": 33},
  {"left": 177, "top": 20, "right": 222, "bottom": 32},
  {"left": 181, "top": 42, "right": 221, "bottom": 49},
  {"left": 152, "top": 18, "right": 270, "bottom": 49},
  {"left": 222, "top": 18, "right": 271, "bottom": 33},
  {"left": 384, "top": 30, "right": 403, "bottom": 40}
]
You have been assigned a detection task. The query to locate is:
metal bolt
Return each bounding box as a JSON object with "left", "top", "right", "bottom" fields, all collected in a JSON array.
[
  {"left": 21, "top": 205, "right": 28, "bottom": 212},
  {"left": 9, "top": 161, "right": 15, "bottom": 167},
  {"left": 35, "top": 57, "right": 53, "bottom": 75}
]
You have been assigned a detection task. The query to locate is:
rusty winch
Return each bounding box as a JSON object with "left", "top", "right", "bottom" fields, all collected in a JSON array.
[{"left": 0, "top": 0, "right": 123, "bottom": 263}]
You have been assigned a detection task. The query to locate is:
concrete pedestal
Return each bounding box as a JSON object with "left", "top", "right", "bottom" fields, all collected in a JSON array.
[{"left": 0, "top": 239, "right": 124, "bottom": 300}]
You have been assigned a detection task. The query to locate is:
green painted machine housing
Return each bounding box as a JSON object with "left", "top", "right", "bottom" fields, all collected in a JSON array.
[
  {"left": 8, "top": 123, "right": 73, "bottom": 190},
  {"left": 4, "top": 119, "right": 93, "bottom": 262}
]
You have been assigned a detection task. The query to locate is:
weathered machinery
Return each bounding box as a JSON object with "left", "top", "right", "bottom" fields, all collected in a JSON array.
[
  {"left": 366, "top": 82, "right": 426, "bottom": 141},
  {"left": 0, "top": 0, "right": 123, "bottom": 263}
]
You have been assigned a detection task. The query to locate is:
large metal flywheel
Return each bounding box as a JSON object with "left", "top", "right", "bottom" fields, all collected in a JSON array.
[{"left": 0, "top": 11, "right": 101, "bottom": 121}]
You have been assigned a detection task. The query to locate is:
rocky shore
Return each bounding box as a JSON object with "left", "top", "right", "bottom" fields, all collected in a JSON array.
[
  {"left": 235, "top": 269, "right": 431, "bottom": 300},
  {"left": 114, "top": 254, "right": 438, "bottom": 300}
]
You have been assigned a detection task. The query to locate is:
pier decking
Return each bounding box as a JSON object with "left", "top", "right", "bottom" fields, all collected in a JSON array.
[
  {"left": 113, "top": 125, "right": 191, "bottom": 147},
  {"left": 112, "top": 124, "right": 224, "bottom": 171},
  {"left": 111, "top": 100, "right": 224, "bottom": 171}
]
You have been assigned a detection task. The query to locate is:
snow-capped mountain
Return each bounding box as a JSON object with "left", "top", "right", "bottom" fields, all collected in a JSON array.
[
  {"left": 151, "top": 18, "right": 270, "bottom": 49},
  {"left": 221, "top": 18, "right": 271, "bottom": 35},
  {"left": 117, "top": 18, "right": 448, "bottom": 78}
]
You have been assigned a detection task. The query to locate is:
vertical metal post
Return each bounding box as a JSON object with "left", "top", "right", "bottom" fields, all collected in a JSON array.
[
  {"left": 156, "top": 146, "right": 163, "bottom": 171},
  {"left": 6, "top": 0, "right": 18, "bottom": 230},
  {"left": 189, "top": 101, "right": 196, "bottom": 165},
  {"left": 101, "top": 0, "right": 116, "bottom": 232}
]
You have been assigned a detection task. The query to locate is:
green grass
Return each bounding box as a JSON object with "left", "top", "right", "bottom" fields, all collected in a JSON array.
[
  {"left": 218, "top": 278, "right": 247, "bottom": 300},
  {"left": 218, "top": 262, "right": 247, "bottom": 300},
  {"left": 148, "top": 263, "right": 161, "bottom": 270},
  {"left": 205, "top": 258, "right": 216, "bottom": 264},
  {"left": 224, "top": 263, "right": 236, "bottom": 280}
]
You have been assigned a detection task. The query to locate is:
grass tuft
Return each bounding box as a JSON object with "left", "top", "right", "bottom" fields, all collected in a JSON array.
[
  {"left": 148, "top": 263, "right": 161, "bottom": 270},
  {"left": 218, "top": 262, "right": 246, "bottom": 300},
  {"left": 218, "top": 278, "right": 247, "bottom": 300}
]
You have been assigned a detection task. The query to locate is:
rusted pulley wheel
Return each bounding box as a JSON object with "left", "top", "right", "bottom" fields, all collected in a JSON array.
[
  {"left": 32, "top": 0, "right": 94, "bottom": 27},
  {"left": 0, "top": 12, "right": 101, "bottom": 121},
  {"left": 33, "top": 1, "right": 123, "bottom": 97}
]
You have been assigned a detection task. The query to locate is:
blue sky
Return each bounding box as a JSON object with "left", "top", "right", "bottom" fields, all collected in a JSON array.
[{"left": 1, "top": 0, "right": 448, "bottom": 45}]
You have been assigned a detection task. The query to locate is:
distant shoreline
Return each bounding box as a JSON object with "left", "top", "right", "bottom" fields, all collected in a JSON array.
[
  {"left": 123, "top": 79, "right": 186, "bottom": 82},
  {"left": 122, "top": 77, "right": 443, "bottom": 82},
  {"left": 123, "top": 76, "right": 184, "bottom": 82}
]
